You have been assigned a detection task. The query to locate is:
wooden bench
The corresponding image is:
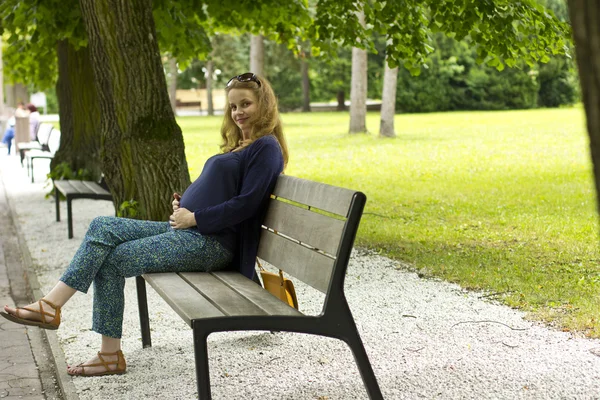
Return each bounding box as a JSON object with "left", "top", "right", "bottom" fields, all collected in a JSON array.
[
  {"left": 18, "top": 122, "right": 54, "bottom": 165},
  {"left": 53, "top": 179, "right": 113, "bottom": 239},
  {"left": 26, "top": 129, "right": 61, "bottom": 183},
  {"left": 176, "top": 99, "right": 202, "bottom": 109},
  {"left": 136, "top": 175, "right": 383, "bottom": 400}
]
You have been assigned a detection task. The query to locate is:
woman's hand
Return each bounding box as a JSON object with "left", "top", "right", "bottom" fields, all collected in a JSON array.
[
  {"left": 170, "top": 207, "right": 196, "bottom": 229},
  {"left": 172, "top": 193, "right": 181, "bottom": 211}
]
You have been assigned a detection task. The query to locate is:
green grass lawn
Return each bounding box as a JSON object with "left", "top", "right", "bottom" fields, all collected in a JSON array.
[{"left": 177, "top": 107, "right": 600, "bottom": 337}]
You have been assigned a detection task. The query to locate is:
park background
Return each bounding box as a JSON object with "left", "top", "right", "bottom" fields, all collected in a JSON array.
[{"left": 0, "top": 0, "right": 598, "bottom": 340}]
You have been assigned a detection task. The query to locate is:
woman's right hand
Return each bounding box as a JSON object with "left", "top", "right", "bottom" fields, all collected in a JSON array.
[{"left": 172, "top": 193, "right": 181, "bottom": 211}]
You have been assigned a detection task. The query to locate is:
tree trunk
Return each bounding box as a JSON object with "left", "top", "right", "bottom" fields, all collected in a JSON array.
[
  {"left": 51, "top": 40, "right": 102, "bottom": 179},
  {"left": 250, "top": 35, "right": 264, "bottom": 76},
  {"left": 206, "top": 59, "right": 214, "bottom": 116},
  {"left": 168, "top": 56, "right": 177, "bottom": 116},
  {"left": 567, "top": 1, "right": 600, "bottom": 214},
  {"left": 300, "top": 58, "right": 311, "bottom": 112},
  {"left": 379, "top": 63, "right": 398, "bottom": 138},
  {"left": 337, "top": 90, "right": 346, "bottom": 111},
  {"left": 79, "top": 0, "right": 190, "bottom": 221},
  {"left": 349, "top": 11, "right": 367, "bottom": 134},
  {"left": 0, "top": 37, "right": 4, "bottom": 118}
]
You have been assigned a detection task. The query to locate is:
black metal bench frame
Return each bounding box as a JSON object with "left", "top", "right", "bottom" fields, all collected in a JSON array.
[
  {"left": 136, "top": 175, "right": 383, "bottom": 399},
  {"left": 53, "top": 179, "right": 113, "bottom": 239}
]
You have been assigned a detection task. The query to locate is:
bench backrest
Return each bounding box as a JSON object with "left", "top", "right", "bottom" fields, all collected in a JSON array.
[
  {"left": 37, "top": 123, "right": 54, "bottom": 146},
  {"left": 257, "top": 175, "right": 366, "bottom": 305},
  {"left": 47, "top": 130, "right": 61, "bottom": 154}
]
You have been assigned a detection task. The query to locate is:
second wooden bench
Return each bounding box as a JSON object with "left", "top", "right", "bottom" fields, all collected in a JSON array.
[{"left": 53, "top": 180, "right": 113, "bottom": 239}]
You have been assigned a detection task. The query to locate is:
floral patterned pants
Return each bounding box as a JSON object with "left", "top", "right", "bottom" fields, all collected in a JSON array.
[{"left": 60, "top": 216, "right": 232, "bottom": 338}]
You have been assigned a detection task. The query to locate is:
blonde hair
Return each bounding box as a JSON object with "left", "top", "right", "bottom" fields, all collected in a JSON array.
[{"left": 220, "top": 75, "right": 289, "bottom": 168}]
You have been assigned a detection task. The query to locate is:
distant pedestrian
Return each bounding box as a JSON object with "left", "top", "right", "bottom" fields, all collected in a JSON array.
[
  {"left": 26, "top": 103, "right": 41, "bottom": 141},
  {"left": 1, "top": 117, "right": 16, "bottom": 154}
]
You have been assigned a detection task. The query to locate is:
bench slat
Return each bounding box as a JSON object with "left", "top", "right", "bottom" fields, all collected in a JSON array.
[
  {"left": 272, "top": 175, "right": 356, "bottom": 217},
  {"left": 143, "top": 273, "right": 225, "bottom": 326},
  {"left": 179, "top": 272, "right": 267, "bottom": 316},
  {"left": 262, "top": 199, "right": 344, "bottom": 256},
  {"left": 211, "top": 271, "right": 302, "bottom": 316},
  {"left": 54, "top": 180, "right": 111, "bottom": 197},
  {"left": 257, "top": 230, "right": 334, "bottom": 294},
  {"left": 69, "top": 180, "right": 110, "bottom": 195},
  {"left": 80, "top": 181, "right": 111, "bottom": 195},
  {"left": 54, "top": 181, "right": 78, "bottom": 195}
]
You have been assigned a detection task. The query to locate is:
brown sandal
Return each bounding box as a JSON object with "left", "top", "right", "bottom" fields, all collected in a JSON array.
[
  {"left": 0, "top": 298, "right": 61, "bottom": 330},
  {"left": 68, "top": 350, "right": 127, "bottom": 377}
]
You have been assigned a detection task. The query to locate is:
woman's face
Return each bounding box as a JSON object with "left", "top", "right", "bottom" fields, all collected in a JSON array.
[{"left": 228, "top": 88, "right": 259, "bottom": 138}]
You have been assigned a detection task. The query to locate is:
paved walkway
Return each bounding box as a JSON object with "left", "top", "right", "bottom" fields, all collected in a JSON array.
[{"left": 0, "top": 155, "right": 61, "bottom": 400}]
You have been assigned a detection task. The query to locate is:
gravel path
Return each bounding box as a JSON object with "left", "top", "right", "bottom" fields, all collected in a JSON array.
[{"left": 2, "top": 155, "right": 599, "bottom": 400}]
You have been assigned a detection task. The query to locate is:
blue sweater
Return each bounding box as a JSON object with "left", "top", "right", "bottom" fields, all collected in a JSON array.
[{"left": 180, "top": 135, "right": 283, "bottom": 279}]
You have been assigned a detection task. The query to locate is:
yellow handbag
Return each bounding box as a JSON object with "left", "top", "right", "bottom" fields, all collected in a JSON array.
[{"left": 257, "top": 259, "right": 299, "bottom": 310}]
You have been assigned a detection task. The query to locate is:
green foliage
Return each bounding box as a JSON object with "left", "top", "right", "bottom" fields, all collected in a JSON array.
[
  {"left": 178, "top": 108, "right": 600, "bottom": 337},
  {"left": 117, "top": 200, "right": 140, "bottom": 218},
  {"left": 310, "top": 0, "right": 571, "bottom": 75},
  {"left": 537, "top": 57, "right": 579, "bottom": 107},
  {"left": 47, "top": 162, "right": 93, "bottom": 182},
  {"left": 394, "top": 34, "right": 542, "bottom": 112}
]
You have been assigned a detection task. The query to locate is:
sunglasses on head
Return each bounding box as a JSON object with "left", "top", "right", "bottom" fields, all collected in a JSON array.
[{"left": 226, "top": 72, "right": 262, "bottom": 88}]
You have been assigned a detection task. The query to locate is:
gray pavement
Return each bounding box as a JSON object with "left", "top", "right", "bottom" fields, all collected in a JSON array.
[{"left": 0, "top": 155, "right": 62, "bottom": 400}]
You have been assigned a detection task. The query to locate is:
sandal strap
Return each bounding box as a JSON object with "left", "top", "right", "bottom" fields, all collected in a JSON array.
[
  {"left": 79, "top": 351, "right": 123, "bottom": 374},
  {"left": 17, "top": 299, "right": 59, "bottom": 323}
]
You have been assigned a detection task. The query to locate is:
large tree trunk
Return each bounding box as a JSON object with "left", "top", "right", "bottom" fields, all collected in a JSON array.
[
  {"left": 300, "top": 58, "right": 311, "bottom": 112},
  {"left": 349, "top": 11, "right": 367, "bottom": 134},
  {"left": 567, "top": 1, "right": 600, "bottom": 213},
  {"left": 168, "top": 56, "right": 177, "bottom": 116},
  {"left": 0, "top": 37, "right": 4, "bottom": 118},
  {"left": 79, "top": 0, "right": 190, "bottom": 221},
  {"left": 379, "top": 63, "right": 398, "bottom": 138},
  {"left": 206, "top": 59, "right": 214, "bottom": 116},
  {"left": 51, "top": 40, "right": 102, "bottom": 179},
  {"left": 250, "top": 35, "right": 264, "bottom": 76}
]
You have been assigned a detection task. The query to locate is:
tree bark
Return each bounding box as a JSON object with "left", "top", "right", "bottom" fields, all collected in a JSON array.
[
  {"left": 300, "top": 58, "right": 311, "bottom": 112},
  {"left": 206, "top": 59, "right": 214, "bottom": 116},
  {"left": 337, "top": 90, "right": 346, "bottom": 111},
  {"left": 250, "top": 35, "right": 264, "bottom": 76},
  {"left": 567, "top": 1, "right": 600, "bottom": 213},
  {"left": 168, "top": 56, "right": 177, "bottom": 116},
  {"left": 51, "top": 40, "right": 102, "bottom": 179},
  {"left": 349, "top": 11, "right": 367, "bottom": 134},
  {"left": 79, "top": 0, "right": 190, "bottom": 221},
  {"left": 0, "top": 37, "right": 4, "bottom": 118},
  {"left": 379, "top": 63, "right": 398, "bottom": 138}
]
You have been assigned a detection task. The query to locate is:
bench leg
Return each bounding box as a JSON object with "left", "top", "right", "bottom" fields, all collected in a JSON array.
[
  {"left": 192, "top": 324, "right": 212, "bottom": 400},
  {"left": 66, "top": 197, "right": 73, "bottom": 239},
  {"left": 344, "top": 329, "right": 384, "bottom": 400},
  {"left": 54, "top": 185, "right": 60, "bottom": 222},
  {"left": 30, "top": 157, "right": 35, "bottom": 183},
  {"left": 136, "top": 276, "right": 152, "bottom": 348}
]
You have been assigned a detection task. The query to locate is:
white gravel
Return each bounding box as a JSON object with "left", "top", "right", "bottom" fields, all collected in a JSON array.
[{"left": 2, "top": 155, "right": 599, "bottom": 400}]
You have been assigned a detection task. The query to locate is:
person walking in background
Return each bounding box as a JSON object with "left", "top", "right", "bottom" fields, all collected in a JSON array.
[
  {"left": 1, "top": 117, "right": 16, "bottom": 155},
  {"left": 1, "top": 73, "right": 288, "bottom": 378},
  {"left": 26, "top": 103, "right": 41, "bottom": 141}
]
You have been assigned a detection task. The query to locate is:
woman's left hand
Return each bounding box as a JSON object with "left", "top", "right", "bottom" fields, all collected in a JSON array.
[{"left": 169, "top": 208, "right": 196, "bottom": 229}]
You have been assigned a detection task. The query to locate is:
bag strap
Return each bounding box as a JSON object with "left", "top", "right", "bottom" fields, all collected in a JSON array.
[
  {"left": 256, "top": 257, "right": 265, "bottom": 271},
  {"left": 256, "top": 257, "right": 285, "bottom": 286}
]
